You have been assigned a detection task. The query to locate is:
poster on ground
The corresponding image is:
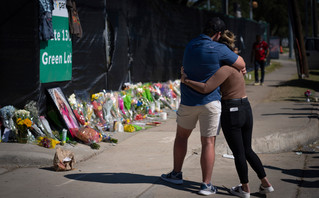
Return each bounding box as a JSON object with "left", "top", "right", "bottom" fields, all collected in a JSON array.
[
  {"left": 48, "top": 87, "right": 79, "bottom": 137},
  {"left": 40, "top": 0, "right": 72, "bottom": 83}
]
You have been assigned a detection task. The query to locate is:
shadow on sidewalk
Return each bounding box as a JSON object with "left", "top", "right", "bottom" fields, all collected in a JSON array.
[
  {"left": 63, "top": 172, "right": 254, "bottom": 196},
  {"left": 276, "top": 78, "right": 319, "bottom": 92},
  {"left": 261, "top": 112, "right": 318, "bottom": 119},
  {"left": 265, "top": 164, "right": 319, "bottom": 179},
  {"left": 264, "top": 155, "right": 319, "bottom": 189},
  {"left": 64, "top": 172, "right": 201, "bottom": 194},
  {"left": 281, "top": 179, "right": 319, "bottom": 188}
]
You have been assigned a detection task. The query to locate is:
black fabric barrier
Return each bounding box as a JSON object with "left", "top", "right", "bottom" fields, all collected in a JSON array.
[
  {"left": 0, "top": 0, "right": 40, "bottom": 108},
  {"left": 0, "top": 0, "right": 268, "bottom": 114}
]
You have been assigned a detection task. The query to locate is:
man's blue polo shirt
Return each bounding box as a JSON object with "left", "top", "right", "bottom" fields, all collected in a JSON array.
[{"left": 181, "top": 34, "right": 238, "bottom": 106}]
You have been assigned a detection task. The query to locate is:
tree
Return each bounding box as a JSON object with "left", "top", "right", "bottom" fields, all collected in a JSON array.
[{"left": 253, "top": 0, "right": 289, "bottom": 37}]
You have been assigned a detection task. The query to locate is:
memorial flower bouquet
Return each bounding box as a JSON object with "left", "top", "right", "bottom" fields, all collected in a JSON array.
[
  {"left": 133, "top": 87, "right": 151, "bottom": 115},
  {"left": 24, "top": 101, "right": 40, "bottom": 126},
  {"left": 0, "top": 105, "right": 16, "bottom": 131},
  {"left": 304, "top": 89, "right": 311, "bottom": 102},
  {"left": 102, "top": 93, "right": 114, "bottom": 124},
  {"left": 24, "top": 101, "right": 46, "bottom": 137},
  {"left": 91, "top": 92, "right": 106, "bottom": 125},
  {"left": 117, "top": 94, "right": 129, "bottom": 120},
  {"left": 68, "top": 93, "right": 86, "bottom": 126},
  {"left": 13, "top": 109, "right": 33, "bottom": 143}
]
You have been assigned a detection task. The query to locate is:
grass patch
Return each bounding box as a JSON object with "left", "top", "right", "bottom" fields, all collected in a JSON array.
[
  {"left": 282, "top": 47, "right": 289, "bottom": 53},
  {"left": 244, "top": 61, "right": 283, "bottom": 84},
  {"left": 266, "top": 70, "right": 319, "bottom": 102}
]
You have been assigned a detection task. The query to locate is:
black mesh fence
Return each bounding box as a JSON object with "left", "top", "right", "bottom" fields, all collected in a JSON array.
[{"left": 0, "top": 0, "right": 268, "bottom": 113}]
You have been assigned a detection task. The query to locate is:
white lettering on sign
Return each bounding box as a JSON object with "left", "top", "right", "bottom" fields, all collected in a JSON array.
[
  {"left": 64, "top": 52, "right": 72, "bottom": 64},
  {"left": 53, "top": 29, "right": 60, "bottom": 41},
  {"left": 51, "top": 29, "right": 71, "bottom": 41},
  {"left": 42, "top": 52, "right": 71, "bottom": 65}
]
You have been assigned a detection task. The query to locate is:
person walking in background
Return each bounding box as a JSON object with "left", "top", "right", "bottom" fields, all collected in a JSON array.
[
  {"left": 181, "top": 30, "right": 274, "bottom": 198},
  {"left": 160, "top": 17, "right": 246, "bottom": 196},
  {"left": 251, "top": 35, "right": 269, "bottom": 86}
]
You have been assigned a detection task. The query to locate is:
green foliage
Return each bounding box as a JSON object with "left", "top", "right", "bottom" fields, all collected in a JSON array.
[
  {"left": 90, "top": 143, "right": 100, "bottom": 150},
  {"left": 123, "top": 94, "right": 132, "bottom": 110},
  {"left": 169, "top": 0, "right": 318, "bottom": 38},
  {"left": 144, "top": 88, "right": 154, "bottom": 102},
  {"left": 253, "top": 0, "right": 289, "bottom": 37}
]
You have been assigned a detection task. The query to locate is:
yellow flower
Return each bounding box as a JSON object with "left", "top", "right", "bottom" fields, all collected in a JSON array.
[
  {"left": 124, "top": 124, "right": 135, "bottom": 132},
  {"left": 97, "top": 106, "right": 102, "bottom": 111},
  {"left": 17, "top": 119, "right": 24, "bottom": 126},
  {"left": 24, "top": 118, "right": 32, "bottom": 128}
]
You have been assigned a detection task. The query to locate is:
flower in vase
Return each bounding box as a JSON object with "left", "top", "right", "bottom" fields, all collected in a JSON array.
[{"left": 14, "top": 109, "right": 33, "bottom": 142}]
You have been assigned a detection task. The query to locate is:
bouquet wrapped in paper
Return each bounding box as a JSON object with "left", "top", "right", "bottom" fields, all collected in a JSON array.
[
  {"left": 0, "top": 105, "right": 16, "bottom": 131},
  {"left": 118, "top": 94, "right": 131, "bottom": 120},
  {"left": 132, "top": 87, "right": 150, "bottom": 115},
  {"left": 37, "top": 136, "right": 60, "bottom": 149},
  {"left": 91, "top": 92, "right": 106, "bottom": 125},
  {"left": 24, "top": 101, "right": 46, "bottom": 137},
  {"left": 74, "top": 126, "right": 102, "bottom": 144},
  {"left": 39, "top": 116, "right": 56, "bottom": 139},
  {"left": 68, "top": 93, "right": 86, "bottom": 126},
  {"left": 102, "top": 92, "right": 115, "bottom": 124}
]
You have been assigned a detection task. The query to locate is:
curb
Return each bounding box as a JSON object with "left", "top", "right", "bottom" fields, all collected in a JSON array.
[
  {"left": 252, "top": 107, "right": 319, "bottom": 153},
  {"left": 215, "top": 106, "right": 319, "bottom": 155}
]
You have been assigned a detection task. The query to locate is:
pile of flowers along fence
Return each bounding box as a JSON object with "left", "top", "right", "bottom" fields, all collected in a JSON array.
[{"left": 0, "top": 80, "right": 181, "bottom": 149}]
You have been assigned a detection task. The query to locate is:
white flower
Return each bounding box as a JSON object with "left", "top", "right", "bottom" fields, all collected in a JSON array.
[
  {"left": 68, "top": 93, "right": 77, "bottom": 106},
  {"left": 15, "top": 109, "right": 30, "bottom": 119}
]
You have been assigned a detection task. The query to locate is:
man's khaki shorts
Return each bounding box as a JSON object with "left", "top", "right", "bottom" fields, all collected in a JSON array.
[{"left": 176, "top": 100, "right": 221, "bottom": 137}]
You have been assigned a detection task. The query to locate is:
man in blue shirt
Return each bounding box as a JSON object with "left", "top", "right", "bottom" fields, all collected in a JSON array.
[{"left": 161, "top": 17, "right": 246, "bottom": 195}]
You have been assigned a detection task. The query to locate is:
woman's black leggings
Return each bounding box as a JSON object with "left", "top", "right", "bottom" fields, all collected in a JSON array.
[{"left": 221, "top": 98, "right": 266, "bottom": 184}]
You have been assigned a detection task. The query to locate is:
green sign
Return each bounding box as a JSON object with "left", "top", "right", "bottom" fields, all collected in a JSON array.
[{"left": 40, "top": 0, "right": 72, "bottom": 83}]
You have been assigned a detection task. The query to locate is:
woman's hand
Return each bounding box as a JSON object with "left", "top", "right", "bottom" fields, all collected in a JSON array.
[
  {"left": 180, "top": 66, "right": 187, "bottom": 83},
  {"left": 241, "top": 67, "right": 247, "bottom": 75}
]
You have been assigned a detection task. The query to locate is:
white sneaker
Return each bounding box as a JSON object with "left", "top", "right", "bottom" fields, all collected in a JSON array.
[
  {"left": 198, "top": 183, "right": 217, "bottom": 196},
  {"left": 259, "top": 184, "right": 274, "bottom": 194},
  {"left": 230, "top": 184, "right": 250, "bottom": 198},
  {"left": 254, "top": 82, "right": 260, "bottom": 86}
]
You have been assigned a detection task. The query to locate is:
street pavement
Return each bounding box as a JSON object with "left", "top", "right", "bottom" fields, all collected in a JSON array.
[{"left": 0, "top": 53, "right": 318, "bottom": 198}]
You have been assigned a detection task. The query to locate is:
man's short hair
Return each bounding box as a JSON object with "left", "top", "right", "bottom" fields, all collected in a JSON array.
[{"left": 203, "top": 17, "right": 226, "bottom": 37}]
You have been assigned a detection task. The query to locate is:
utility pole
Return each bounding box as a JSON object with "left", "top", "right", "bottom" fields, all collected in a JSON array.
[
  {"left": 288, "top": 15, "right": 294, "bottom": 59},
  {"left": 249, "top": 0, "right": 253, "bottom": 20},
  {"left": 288, "top": 0, "right": 309, "bottom": 78},
  {"left": 312, "top": 0, "right": 318, "bottom": 37},
  {"left": 222, "top": 0, "right": 228, "bottom": 15},
  {"left": 305, "top": 0, "right": 308, "bottom": 37}
]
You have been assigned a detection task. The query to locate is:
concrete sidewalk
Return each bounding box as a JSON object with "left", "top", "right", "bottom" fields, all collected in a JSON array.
[{"left": 0, "top": 53, "right": 318, "bottom": 198}]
